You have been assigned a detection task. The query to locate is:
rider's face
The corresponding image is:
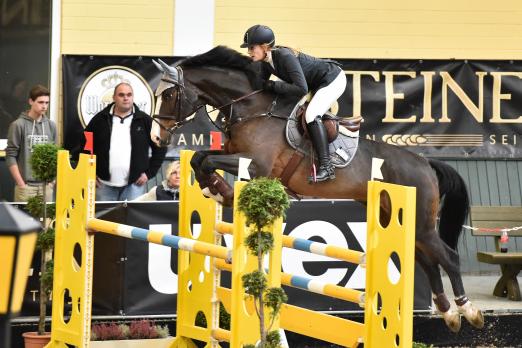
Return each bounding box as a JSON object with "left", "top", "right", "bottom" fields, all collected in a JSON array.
[{"left": 247, "top": 44, "right": 267, "bottom": 62}]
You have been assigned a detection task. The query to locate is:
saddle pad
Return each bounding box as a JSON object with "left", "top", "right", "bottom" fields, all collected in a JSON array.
[{"left": 285, "top": 109, "right": 359, "bottom": 169}]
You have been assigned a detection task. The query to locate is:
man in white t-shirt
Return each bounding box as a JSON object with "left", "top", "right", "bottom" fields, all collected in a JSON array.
[{"left": 78, "top": 82, "right": 166, "bottom": 201}]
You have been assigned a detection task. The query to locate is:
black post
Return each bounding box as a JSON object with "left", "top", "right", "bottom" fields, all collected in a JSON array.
[{"left": 0, "top": 315, "right": 11, "bottom": 348}]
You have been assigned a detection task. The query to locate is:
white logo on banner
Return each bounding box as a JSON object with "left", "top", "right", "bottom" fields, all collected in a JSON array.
[
  {"left": 78, "top": 66, "right": 154, "bottom": 127},
  {"left": 148, "top": 224, "right": 177, "bottom": 294},
  {"left": 347, "top": 221, "right": 400, "bottom": 288},
  {"left": 146, "top": 221, "right": 399, "bottom": 294},
  {"left": 282, "top": 220, "right": 352, "bottom": 287}
]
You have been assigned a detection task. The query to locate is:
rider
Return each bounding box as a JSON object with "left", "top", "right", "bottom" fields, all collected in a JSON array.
[{"left": 241, "top": 24, "right": 347, "bottom": 182}]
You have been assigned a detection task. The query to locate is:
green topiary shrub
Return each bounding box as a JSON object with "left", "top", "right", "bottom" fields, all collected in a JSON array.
[
  {"left": 237, "top": 178, "right": 289, "bottom": 348},
  {"left": 27, "top": 143, "right": 61, "bottom": 335}
]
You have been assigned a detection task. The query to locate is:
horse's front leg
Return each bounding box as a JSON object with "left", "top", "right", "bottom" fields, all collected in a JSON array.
[
  {"left": 191, "top": 151, "right": 258, "bottom": 206},
  {"left": 190, "top": 150, "right": 224, "bottom": 187}
]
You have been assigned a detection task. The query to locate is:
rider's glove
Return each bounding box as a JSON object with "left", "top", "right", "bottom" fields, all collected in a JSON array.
[{"left": 263, "top": 80, "right": 275, "bottom": 92}]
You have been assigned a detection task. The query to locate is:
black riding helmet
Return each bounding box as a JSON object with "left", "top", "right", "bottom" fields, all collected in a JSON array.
[{"left": 240, "top": 25, "right": 275, "bottom": 48}]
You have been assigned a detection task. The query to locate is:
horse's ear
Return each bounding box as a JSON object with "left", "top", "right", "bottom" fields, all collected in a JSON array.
[
  {"left": 152, "top": 59, "right": 164, "bottom": 72},
  {"left": 156, "top": 59, "right": 179, "bottom": 82}
]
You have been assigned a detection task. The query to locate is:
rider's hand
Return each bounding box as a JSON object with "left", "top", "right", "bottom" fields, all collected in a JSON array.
[{"left": 263, "top": 80, "right": 275, "bottom": 92}]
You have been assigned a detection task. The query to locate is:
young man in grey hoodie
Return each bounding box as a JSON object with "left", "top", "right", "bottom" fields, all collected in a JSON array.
[{"left": 6, "top": 85, "right": 57, "bottom": 202}]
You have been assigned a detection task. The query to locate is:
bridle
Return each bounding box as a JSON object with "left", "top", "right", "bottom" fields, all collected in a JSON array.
[
  {"left": 152, "top": 67, "right": 196, "bottom": 135},
  {"left": 152, "top": 66, "right": 263, "bottom": 135}
]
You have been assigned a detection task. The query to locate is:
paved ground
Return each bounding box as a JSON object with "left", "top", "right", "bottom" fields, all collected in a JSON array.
[{"left": 442, "top": 273, "right": 522, "bottom": 312}]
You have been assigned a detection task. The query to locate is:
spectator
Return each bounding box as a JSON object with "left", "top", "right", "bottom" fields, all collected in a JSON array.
[
  {"left": 134, "top": 161, "right": 180, "bottom": 201},
  {"left": 6, "top": 84, "right": 57, "bottom": 202},
  {"left": 77, "top": 82, "right": 167, "bottom": 201}
]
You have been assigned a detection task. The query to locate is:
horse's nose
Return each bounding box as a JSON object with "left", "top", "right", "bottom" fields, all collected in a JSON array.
[{"left": 151, "top": 136, "right": 161, "bottom": 147}]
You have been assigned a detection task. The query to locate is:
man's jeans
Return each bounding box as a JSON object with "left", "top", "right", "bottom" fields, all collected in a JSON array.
[{"left": 96, "top": 182, "right": 146, "bottom": 201}]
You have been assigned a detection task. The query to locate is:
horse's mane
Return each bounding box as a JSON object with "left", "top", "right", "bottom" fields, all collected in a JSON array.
[
  {"left": 180, "top": 46, "right": 263, "bottom": 89},
  {"left": 181, "top": 46, "right": 251, "bottom": 70}
]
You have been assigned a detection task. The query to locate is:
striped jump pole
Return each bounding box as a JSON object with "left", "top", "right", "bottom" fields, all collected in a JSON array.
[
  {"left": 87, "top": 218, "right": 231, "bottom": 261},
  {"left": 216, "top": 221, "right": 365, "bottom": 265},
  {"left": 214, "top": 259, "right": 365, "bottom": 306}
]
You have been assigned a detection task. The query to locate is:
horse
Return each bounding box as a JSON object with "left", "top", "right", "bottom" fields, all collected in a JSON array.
[{"left": 150, "top": 46, "right": 484, "bottom": 333}]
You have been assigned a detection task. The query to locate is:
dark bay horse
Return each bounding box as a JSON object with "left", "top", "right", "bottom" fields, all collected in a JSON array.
[{"left": 150, "top": 46, "right": 483, "bottom": 332}]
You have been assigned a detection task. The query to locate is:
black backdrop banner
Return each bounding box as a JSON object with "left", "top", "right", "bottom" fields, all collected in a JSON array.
[
  {"left": 63, "top": 55, "right": 522, "bottom": 158},
  {"left": 20, "top": 201, "right": 430, "bottom": 316}
]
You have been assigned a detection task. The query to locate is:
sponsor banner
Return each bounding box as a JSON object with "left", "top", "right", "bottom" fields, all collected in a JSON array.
[
  {"left": 63, "top": 55, "right": 522, "bottom": 158},
  {"left": 336, "top": 60, "right": 522, "bottom": 158},
  {"left": 20, "top": 201, "right": 430, "bottom": 316}
]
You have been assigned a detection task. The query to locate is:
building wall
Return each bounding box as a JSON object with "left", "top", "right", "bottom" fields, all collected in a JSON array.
[
  {"left": 61, "top": 0, "right": 174, "bottom": 55},
  {"left": 59, "top": 0, "right": 522, "bottom": 59},
  {"left": 215, "top": 0, "right": 522, "bottom": 59}
]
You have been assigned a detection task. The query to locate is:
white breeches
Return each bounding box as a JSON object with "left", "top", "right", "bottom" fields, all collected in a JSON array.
[{"left": 305, "top": 70, "right": 347, "bottom": 123}]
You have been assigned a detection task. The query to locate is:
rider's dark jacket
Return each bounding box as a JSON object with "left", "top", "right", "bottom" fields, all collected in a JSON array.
[
  {"left": 257, "top": 46, "right": 342, "bottom": 96},
  {"left": 75, "top": 103, "right": 167, "bottom": 184}
]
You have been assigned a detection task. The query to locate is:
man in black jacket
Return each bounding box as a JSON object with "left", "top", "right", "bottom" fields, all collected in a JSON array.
[{"left": 78, "top": 82, "right": 167, "bottom": 201}]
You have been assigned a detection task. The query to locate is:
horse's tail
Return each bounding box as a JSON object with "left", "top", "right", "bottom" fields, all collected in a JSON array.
[{"left": 428, "top": 159, "right": 470, "bottom": 250}]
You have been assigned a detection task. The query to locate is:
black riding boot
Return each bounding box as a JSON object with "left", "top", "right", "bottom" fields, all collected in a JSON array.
[{"left": 307, "top": 116, "right": 335, "bottom": 182}]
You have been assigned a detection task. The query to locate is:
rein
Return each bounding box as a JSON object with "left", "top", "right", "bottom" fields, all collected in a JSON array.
[{"left": 206, "top": 89, "right": 263, "bottom": 115}]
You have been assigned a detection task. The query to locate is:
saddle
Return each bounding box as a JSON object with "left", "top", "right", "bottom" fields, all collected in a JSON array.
[
  {"left": 295, "top": 104, "right": 363, "bottom": 143},
  {"left": 280, "top": 102, "right": 361, "bottom": 191}
]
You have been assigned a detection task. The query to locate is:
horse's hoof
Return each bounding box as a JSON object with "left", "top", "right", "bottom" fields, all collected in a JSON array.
[
  {"left": 458, "top": 302, "right": 484, "bottom": 329},
  {"left": 442, "top": 309, "right": 461, "bottom": 333},
  {"left": 201, "top": 187, "right": 224, "bottom": 204}
]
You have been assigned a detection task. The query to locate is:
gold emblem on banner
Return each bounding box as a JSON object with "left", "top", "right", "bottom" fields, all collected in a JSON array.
[
  {"left": 77, "top": 66, "right": 155, "bottom": 127},
  {"left": 383, "top": 134, "right": 484, "bottom": 146}
]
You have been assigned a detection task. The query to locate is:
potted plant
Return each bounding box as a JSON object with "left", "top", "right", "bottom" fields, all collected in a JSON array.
[
  {"left": 90, "top": 319, "right": 173, "bottom": 347},
  {"left": 22, "top": 143, "right": 60, "bottom": 347},
  {"left": 237, "top": 177, "right": 289, "bottom": 348}
]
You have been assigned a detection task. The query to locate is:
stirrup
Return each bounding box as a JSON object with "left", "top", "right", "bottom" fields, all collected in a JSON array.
[{"left": 308, "top": 164, "right": 335, "bottom": 183}]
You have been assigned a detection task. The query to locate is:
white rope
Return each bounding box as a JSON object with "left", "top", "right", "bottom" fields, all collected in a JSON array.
[{"left": 462, "top": 225, "right": 522, "bottom": 233}]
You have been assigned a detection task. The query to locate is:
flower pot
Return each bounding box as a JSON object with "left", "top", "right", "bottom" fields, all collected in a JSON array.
[
  {"left": 22, "top": 332, "right": 51, "bottom": 348},
  {"left": 90, "top": 337, "right": 174, "bottom": 348}
]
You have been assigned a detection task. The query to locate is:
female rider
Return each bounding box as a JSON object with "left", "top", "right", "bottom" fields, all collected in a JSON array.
[{"left": 241, "top": 24, "right": 347, "bottom": 182}]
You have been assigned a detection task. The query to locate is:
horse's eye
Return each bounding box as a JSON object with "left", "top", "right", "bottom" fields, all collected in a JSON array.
[{"left": 164, "top": 92, "right": 173, "bottom": 100}]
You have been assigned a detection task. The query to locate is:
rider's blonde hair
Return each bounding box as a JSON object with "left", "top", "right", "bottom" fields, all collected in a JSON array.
[
  {"left": 264, "top": 44, "right": 300, "bottom": 57},
  {"left": 274, "top": 45, "right": 300, "bottom": 57}
]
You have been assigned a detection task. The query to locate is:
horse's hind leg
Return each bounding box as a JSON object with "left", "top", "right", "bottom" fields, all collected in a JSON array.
[
  {"left": 416, "top": 247, "right": 462, "bottom": 333},
  {"left": 440, "top": 243, "right": 484, "bottom": 329}
]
